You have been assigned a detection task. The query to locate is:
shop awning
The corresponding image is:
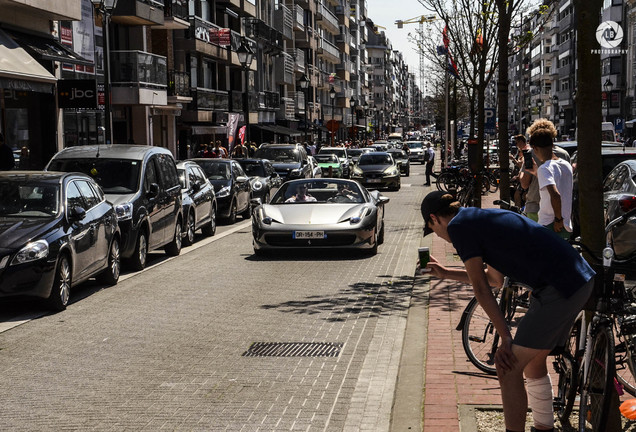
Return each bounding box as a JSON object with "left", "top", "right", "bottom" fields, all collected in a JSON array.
[
  {"left": 191, "top": 126, "right": 227, "bottom": 135},
  {"left": 0, "top": 28, "right": 56, "bottom": 93},
  {"left": 7, "top": 29, "right": 92, "bottom": 66},
  {"left": 255, "top": 124, "right": 302, "bottom": 137}
]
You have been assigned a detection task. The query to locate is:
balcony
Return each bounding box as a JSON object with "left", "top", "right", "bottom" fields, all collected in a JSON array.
[
  {"left": 3, "top": 0, "right": 81, "bottom": 20},
  {"left": 246, "top": 18, "right": 284, "bottom": 55},
  {"left": 154, "top": 0, "right": 189, "bottom": 30},
  {"left": 273, "top": 4, "right": 293, "bottom": 41},
  {"left": 186, "top": 17, "right": 230, "bottom": 61},
  {"left": 287, "top": 48, "right": 305, "bottom": 73},
  {"left": 188, "top": 88, "right": 229, "bottom": 111},
  {"left": 258, "top": 91, "right": 281, "bottom": 111},
  {"left": 278, "top": 97, "right": 296, "bottom": 120},
  {"left": 216, "top": 0, "right": 256, "bottom": 18},
  {"left": 318, "top": 37, "right": 340, "bottom": 63},
  {"left": 112, "top": 0, "right": 165, "bottom": 26},
  {"left": 317, "top": 3, "right": 339, "bottom": 35},
  {"left": 292, "top": 4, "right": 305, "bottom": 31},
  {"left": 110, "top": 50, "right": 167, "bottom": 105},
  {"left": 275, "top": 52, "right": 294, "bottom": 85},
  {"left": 167, "top": 70, "right": 192, "bottom": 102}
]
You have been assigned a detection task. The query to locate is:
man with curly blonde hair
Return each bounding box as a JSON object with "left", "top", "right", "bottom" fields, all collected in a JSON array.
[{"left": 525, "top": 119, "right": 573, "bottom": 240}]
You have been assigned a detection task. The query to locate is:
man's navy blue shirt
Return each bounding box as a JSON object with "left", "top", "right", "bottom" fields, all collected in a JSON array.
[{"left": 447, "top": 207, "right": 595, "bottom": 298}]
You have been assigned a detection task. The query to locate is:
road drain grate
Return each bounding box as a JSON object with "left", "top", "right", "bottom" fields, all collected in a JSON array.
[{"left": 242, "top": 342, "right": 343, "bottom": 357}]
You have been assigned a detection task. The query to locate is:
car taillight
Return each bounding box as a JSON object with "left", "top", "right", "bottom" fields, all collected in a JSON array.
[{"left": 619, "top": 196, "right": 636, "bottom": 213}]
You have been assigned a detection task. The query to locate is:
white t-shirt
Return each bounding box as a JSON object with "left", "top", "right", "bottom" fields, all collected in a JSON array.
[{"left": 537, "top": 158, "right": 573, "bottom": 230}]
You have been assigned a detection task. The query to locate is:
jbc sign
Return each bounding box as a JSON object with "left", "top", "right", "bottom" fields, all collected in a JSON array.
[{"left": 58, "top": 79, "right": 98, "bottom": 109}]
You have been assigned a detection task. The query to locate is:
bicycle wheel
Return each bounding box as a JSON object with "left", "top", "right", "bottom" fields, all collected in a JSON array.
[
  {"left": 578, "top": 324, "right": 615, "bottom": 431},
  {"left": 614, "top": 314, "right": 636, "bottom": 396},
  {"left": 554, "top": 352, "right": 578, "bottom": 425},
  {"left": 486, "top": 172, "right": 499, "bottom": 193},
  {"left": 436, "top": 172, "right": 456, "bottom": 192},
  {"left": 461, "top": 283, "right": 530, "bottom": 375},
  {"left": 461, "top": 297, "right": 498, "bottom": 374}
]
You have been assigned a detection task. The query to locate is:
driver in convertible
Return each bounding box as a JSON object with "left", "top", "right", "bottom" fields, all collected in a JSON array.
[
  {"left": 332, "top": 183, "right": 358, "bottom": 201},
  {"left": 285, "top": 184, "right": 317, "bottom": 202}
]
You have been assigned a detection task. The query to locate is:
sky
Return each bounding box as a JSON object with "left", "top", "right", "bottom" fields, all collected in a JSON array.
[{"left": 365, "top": 0, "right": 436, "bottom": 77}]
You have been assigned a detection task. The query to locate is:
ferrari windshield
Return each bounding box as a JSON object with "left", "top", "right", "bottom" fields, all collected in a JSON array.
[
  {"left": 239, "top": 161, "right": 266, "bottom": 177},
  {"left": 271, "top": 180, "right": 365, "bottom": 204}
]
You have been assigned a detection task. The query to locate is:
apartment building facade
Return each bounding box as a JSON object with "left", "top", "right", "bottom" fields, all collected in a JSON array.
[{"left": 0, "top": 0, "right": 423, "bottom": 170}]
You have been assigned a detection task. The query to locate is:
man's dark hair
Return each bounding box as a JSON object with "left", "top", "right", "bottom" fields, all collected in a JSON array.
[
  {"left": 527, "top": 118, "right": 557, "bottom": 148},
  {"left": 514, "top": 134, "right": 526, "bottom": 144}
]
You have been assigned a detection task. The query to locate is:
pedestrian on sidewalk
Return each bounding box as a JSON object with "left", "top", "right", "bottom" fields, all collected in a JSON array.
[
  {"left": 418, "top": 190, "right": 595, "bottom": 432},
  {"left": 424, "top": 142, "right": 435, "bottom": 186},
  {"left": 524, "top": 119, "right": 573, "bottom": 241}
]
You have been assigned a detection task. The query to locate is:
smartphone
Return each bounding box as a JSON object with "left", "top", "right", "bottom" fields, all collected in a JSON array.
[
  {"left": 522, "top": 150, "right": 533, "bottom": 170},
  {"left": 418, "top": 247, "right": 431, "bottom": 272}
]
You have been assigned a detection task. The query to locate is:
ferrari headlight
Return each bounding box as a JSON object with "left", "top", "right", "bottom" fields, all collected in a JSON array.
[
  {"left": 352, "top": 167, "right": 363, "bottom": 176},
  {"left": 383, "top": 167, "right": 398, "bottom": 176},
  {"left": 290, "top": 169, "right": 303, "bottom": 177},
  {"left": 115, "top": 202, "right": 133, "bottom": 221},
  {"left": 216, "top": 186, "right": 231, "bottom": 198},
  {"left": 11, "top": 240, "right": 49, "bottom": 265},
  {"left": 252, "top": 180, "right": 263, "bottom": 192},
  {"left": 350, "top": 207, "right": 368, "bottom": 224}
]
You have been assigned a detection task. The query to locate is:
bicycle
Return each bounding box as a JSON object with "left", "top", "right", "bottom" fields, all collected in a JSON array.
[
  {"left": 456, "top": 276, "right": 531, "bottom": 374},
  {"left": 554, "top": 206, "right": 636, "bottom": 431}
]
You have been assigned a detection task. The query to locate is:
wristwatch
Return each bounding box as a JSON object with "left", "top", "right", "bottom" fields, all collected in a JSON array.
[{"left": 554, "top": 216, "right": 563, "bottom": 223}]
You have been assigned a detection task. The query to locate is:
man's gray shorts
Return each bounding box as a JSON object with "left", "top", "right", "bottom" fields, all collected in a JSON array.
[{"left": 514, "top": 278, "right": 594, "bottom": 350}]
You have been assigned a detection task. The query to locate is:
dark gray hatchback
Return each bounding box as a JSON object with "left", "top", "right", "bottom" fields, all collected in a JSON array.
[{"left": 47, "top": 145, "right": 183, "bottom": 270}]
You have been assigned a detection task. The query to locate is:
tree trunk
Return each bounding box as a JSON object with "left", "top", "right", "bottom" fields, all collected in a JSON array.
[{"left": 576, "top": 0, "right": 604, "bottom": 255}]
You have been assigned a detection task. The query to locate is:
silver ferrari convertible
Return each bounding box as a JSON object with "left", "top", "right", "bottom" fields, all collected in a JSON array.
[{"left": 251, "top": 179, "right": 390, "bottom": 255}]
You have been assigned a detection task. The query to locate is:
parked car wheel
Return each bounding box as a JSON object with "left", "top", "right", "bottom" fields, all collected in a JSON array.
[
  {"left": 48, "top": 254, "right": 71, "bottom": 311},
  {"left": 128, "top": 231, "right": 148, "bottom": 271},
  {"left": 201, "top": 206, "right": 216, "bottom": 236},
  {"left": 367, "top": 233, "right": 378, "bottom": 256},
  {"left": 184, "top": 211, "right": 196, "bottom": 246},
  {"left": 98, "top": 237, "right": 120, "bottom": 286},
  {"left": 241, "top": 197, "right": 252, "bottom": 219},
  {"left": 165, "top": 220, "right": 182, "bottom": 256},
  {"left": 378, "top": 224, "right": 385, "bottom": 245},
  {"left": 226, "top": 199, "right": 237, "bottom": 224}
]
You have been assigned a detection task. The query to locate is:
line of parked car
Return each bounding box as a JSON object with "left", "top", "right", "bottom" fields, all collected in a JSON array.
[{"left": 1, "top": 141, "right": 412, "bottom": 312}]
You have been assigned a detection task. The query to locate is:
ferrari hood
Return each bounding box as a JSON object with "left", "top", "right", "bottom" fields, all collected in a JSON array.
[{"left": 261, "top": 203, "right": 369, "bottom": 225}]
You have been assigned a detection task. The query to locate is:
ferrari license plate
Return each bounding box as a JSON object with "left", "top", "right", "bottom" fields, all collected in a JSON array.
[
  {"left": 293, "top": 231, "right": 325, "bottom": 239},
  {"left": 368, "top": 178, "right": 382, "bottom": 183}
]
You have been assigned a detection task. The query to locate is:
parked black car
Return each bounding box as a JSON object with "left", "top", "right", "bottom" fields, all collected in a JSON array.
[
  {"left": 387, "top": 148, "right": 410, "bottom": 176},
  {"left": 351, "top": 152, "right": 401, "bottom": 191},
  {"left": 253, "top": 144, "right": 312, "bottom": 180},
  {"left": 176, "top": 161, "right": 217, "bottom": 245},
  {"left": 189, "top": 158, "right": 252, "bottom": 224},
  {"left": 236, "top": 158, "right": 283, "bottom": 204},
  {"left": 46, "top": 145, "right": 183, "bottom": 271},
  {"left": 0, "top": 172, "right": 120, "bottom": 311}
]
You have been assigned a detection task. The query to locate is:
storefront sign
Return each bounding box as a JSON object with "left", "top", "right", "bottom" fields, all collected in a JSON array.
[
  {"left": 58, "top": 79, "right": 98, "bottom": 109},
  {"left": 210, "top": 28, "right": 231, "bottom": 46}
]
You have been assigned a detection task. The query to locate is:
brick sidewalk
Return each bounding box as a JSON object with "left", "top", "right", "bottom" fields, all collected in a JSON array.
[{"left": 421, "top": 191, "right": 503, "bottom": 432}]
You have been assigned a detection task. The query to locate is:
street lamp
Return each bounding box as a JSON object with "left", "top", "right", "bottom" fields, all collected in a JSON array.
[
  {"left": 552, "top": 94, "right": 559, "bottom": 128},
  {"left": 237, "top": 38, "right": 254, "bottom": 146},
  {"left": 536, "top": 99, "right": 543, "bottom": 118},
  {"left": 350, "top": 97, "right": 357, "bottom": 142},
  {"left": 91, "top": 0, "right": 120, "bottom": 144},
  {"left": 603, "top": 78, "right": 614, "bottom": 122},
  {"left": 298, "top": 73, "right": 310, "bottom": 145},
  {"left": 329, "top": 86, "right": 336, "bottom": 146},
  {"left": 363, "top": 101, "right": 368, "bottom": 144}
]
